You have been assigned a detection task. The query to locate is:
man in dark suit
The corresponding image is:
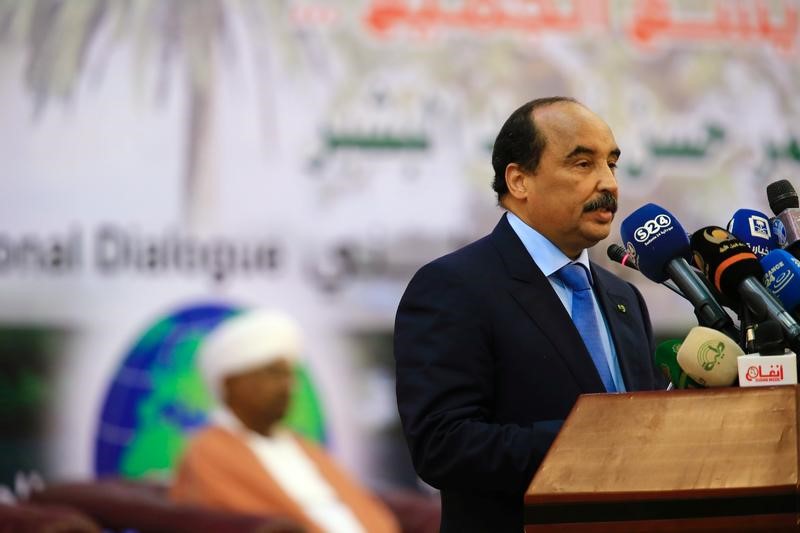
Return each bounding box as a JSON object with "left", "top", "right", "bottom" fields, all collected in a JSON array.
[{"left": 394, "top": 97, "right": 666, "bottom": 533}]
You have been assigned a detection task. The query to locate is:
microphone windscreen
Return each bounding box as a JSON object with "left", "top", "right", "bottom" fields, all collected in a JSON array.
[
  {"left": 754, "top": 319, "right": 785, "bottom": 355},
  {"left": 767, "top": 179, "right": 799, "bottom": 215},
  {"left": 689, "top": 226, "right": 762, "bottom": 298},
  {"left": 654, "top": 339, "right": 703, "bottom": 389},
  {"left": 620, "top": 203, "right": 690, "bottom": 282},
  {"left": 607, "top": 243, "right": 638, "bottom": 270},
  {"left": 676, "top": 326, "right": 743, "bottom": 387},
  {"left": 760, "top": 249, "right": 800, "bottom": 311},
  {"left": 726, "top": 209, "right": 776, "bottom": 258},
  {"left": 772, "top": 217, "right": 788, "bottom": 248}
]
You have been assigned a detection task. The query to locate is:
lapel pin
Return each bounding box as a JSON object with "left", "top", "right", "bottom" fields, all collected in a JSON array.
[{"left": 617, "top": 304, "right": 627, "bottom": 313}]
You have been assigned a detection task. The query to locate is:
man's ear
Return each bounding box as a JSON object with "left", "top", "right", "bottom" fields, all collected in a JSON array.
[{"left": 505, "top": 163, "right": 530, "bottom": 200}]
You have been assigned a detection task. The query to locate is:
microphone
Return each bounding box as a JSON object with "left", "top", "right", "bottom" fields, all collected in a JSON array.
[
  {"left": 726, "top": 210, "right": 777, "bottom": 348},
  {"left": 690, "top": 226, "right": 800, "bottom": 352},
  {"left": 606, "top": 243, "right": 637, "bottom": 269},
  {"left": 772, "top": 218, "right": 788, "bottom": 248},
  {"left": 754, "top": 319, "right": 786, "bottom": 355},
  {"left": 619, "top": 204, "right": 689, "bottom": 283},
  {"left": 737, "top": 320, "right": 798, "bottom": 386},
  {"left": 620, "top": 204, "right": 737, "bottom": 337},
  {"left": 767, "top": 179, "right": 800, "bottom": 255},
  {"left": 654, "top": 339, "right": 703, "bottom": 389},
  {"left": 760, "top": 249, "right": 800, "bottom": 313},
  {"left": 606, "top": 244, "right": 685, "bottom": 298},
  {"left": 726, "top": 209, "right": 776, "bottom": 258},
  {"left": 675, "top": 326, "right": 743, "bottom": 387}
]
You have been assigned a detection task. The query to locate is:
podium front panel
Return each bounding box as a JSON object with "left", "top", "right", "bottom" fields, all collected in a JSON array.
[{"left": 525, "top": 386, "right": 800, "bottom": 529}]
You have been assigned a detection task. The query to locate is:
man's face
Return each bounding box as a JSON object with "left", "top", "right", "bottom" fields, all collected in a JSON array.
[
  {"left": 518, "top": 102, "right": 620, "bottom": 258},
  {"left": 224, "top": 358, "right": 295, "bottom": 434}
]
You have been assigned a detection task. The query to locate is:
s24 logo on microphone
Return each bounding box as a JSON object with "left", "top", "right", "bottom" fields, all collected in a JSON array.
[{"left": 634, "top": 214, "right": 672, "bottom": 242}]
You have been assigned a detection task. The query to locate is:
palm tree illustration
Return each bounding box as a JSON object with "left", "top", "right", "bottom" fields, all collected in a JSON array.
[{"left": 0, "top": 0, "right": 288, "bottom": 229}]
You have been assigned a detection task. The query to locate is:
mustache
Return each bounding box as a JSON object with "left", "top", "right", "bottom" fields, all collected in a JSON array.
[{"left": 583, "top": 193, "right": 618, "bottom": 213}]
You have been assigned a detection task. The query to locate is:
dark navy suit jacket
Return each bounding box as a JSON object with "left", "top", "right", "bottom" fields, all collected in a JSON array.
[{"left": 394, "top": 214, "right": 666, "bottom": 533}]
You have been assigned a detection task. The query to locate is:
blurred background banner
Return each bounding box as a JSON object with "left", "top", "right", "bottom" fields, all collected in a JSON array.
[{"left": 0, "top": 0, "right": 798, "bottom": 490}]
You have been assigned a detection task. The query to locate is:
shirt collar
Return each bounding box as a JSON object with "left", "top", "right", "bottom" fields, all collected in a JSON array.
[{"left": 506, "top": 211, "right": 593, "bottom": 284}]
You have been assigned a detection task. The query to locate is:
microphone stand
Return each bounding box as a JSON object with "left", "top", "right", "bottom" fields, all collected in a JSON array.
[{"left": 740, "top": 305, "right": 756, "bottom": 354}]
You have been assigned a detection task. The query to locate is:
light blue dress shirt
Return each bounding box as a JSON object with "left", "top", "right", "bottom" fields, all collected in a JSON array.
[{"left": 506, "top": 211, "right": 626, "bottom": 392}]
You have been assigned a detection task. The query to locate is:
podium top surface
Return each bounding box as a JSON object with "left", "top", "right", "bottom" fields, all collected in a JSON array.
[{"left": 526, "top": 386, "right": 799, "bottom": 504}]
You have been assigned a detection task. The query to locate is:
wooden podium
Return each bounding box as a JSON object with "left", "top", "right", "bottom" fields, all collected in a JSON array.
[{"left": 524, "top": 386, "right": 800, "bottom": 532}]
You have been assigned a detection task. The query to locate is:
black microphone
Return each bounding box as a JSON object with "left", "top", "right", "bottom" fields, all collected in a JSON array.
[
  {"left": 606, "top": 243, "right": 637, "bottom": 269},
  {"left": 607, "top": 244, "right": 686, "bottom": 299},
  {"left": 690, "top": 226, "right": 800, "bottom": 353},
  {"left": 767, "top": 179, "right": 800, "bottom": 256},
  {"left": 754, "top": 319, "right": 786, "bottom": 355}
]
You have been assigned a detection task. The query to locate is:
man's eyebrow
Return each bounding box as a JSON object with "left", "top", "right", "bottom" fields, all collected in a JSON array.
[
  {"left": 564, "top": 145, "right": 593, "bottom": 160},
  {"left": 564, "top": 145, "right": 621, "bottom": 160}
]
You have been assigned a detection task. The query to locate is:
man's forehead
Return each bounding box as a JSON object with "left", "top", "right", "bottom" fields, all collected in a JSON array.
[{"left": 533, "top": 103, "right": 617, "bottom": 154}]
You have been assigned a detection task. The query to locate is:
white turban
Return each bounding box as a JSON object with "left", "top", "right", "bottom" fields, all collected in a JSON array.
[{"left": 198, "top": 310, "right": 302, "bottom": 401}]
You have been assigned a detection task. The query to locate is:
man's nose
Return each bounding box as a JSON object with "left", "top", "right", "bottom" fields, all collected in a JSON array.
[{"left": 598, "top": 165, "right": 618, "bottom": 194}]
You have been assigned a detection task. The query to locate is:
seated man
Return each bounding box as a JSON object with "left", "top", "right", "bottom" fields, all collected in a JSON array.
[{"left": 171, "top": 310, "right": 399, "bottom": 533}]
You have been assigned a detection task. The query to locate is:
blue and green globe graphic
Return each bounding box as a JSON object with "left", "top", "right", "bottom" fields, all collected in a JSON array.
[{"left": 94, "top": 303, "right": 326, "bottom": 478}]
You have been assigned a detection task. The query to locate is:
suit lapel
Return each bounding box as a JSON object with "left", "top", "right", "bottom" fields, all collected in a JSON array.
[
  {"left": 490, "top": 214, "right": 605, "bottom": 393},
  {"left": 592, "top": 265, "right": 642, "bottom": 391}
]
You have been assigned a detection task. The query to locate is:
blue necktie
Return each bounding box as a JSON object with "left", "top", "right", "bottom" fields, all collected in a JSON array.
[{"left": 556, "top": 263, "right": 616, "bottom": 392}]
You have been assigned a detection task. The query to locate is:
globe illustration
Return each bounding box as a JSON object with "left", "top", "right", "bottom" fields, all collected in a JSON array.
[{"left": 94, "top": 302, "right": 326, "bottom": 478}]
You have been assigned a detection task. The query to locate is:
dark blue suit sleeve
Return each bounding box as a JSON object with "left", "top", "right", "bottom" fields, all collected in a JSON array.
[{"left": 394, "top": 261, "right": 560, "bottom": 494}]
